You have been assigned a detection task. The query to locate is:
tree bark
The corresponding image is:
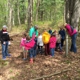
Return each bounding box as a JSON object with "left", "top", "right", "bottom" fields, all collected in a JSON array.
[
  {"left": 65, "top": 0, "right": 80, "bottom": 30},
  {"left": 17, "top": 0, "right": 21, "bottom": 25},
  {"left": 27, "top": 0, "right": 33, "bottom": 31},
  {"left": 36, "top": 0, "right": 40, "bottom": 21},
  {"left": 8, "top": 0, "right": 13, "bottom": 31}
]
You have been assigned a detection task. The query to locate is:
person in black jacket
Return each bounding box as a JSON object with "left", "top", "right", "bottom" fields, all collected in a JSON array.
[{"left": 0, "top": 25, "right": 11, "bottom": 60}]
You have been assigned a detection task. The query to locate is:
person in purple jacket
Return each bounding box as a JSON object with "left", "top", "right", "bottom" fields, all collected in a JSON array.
[{"left": 64, "top": 23, "right": 77, "bottom": 53}]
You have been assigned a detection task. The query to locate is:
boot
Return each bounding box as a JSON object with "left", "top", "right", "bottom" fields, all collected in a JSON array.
[{"left": 30, "top": 58, "right": 33, "bottom": 63}]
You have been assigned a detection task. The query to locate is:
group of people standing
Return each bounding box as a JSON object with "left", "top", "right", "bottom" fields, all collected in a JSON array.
[
  {"left": 20, "top": 23, "right": 77, "bottom": 63},
  {"left": 0, "top": 23, "right": 77, "bottom": 64}
]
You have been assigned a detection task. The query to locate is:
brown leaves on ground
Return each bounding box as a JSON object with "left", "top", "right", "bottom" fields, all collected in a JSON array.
[{"left": 0, "top": 34, "right": 80, "bottom": 80}]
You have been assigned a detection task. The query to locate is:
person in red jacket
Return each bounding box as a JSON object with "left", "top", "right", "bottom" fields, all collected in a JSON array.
[
  {"left": 64, "top": 23, "right": 77, "bottom": 53},
  {"left": 49, "top": 32, "right": 57, "bottom": 57}
]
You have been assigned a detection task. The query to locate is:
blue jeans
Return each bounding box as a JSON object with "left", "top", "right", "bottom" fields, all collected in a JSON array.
[
  {"left": 2, "top": 41, "right": 10, "bottom": 59},
  {"left": 29, "top": 47, "right": 35, "bottom": 58},
  {"left": 70, "top": 33, "right": 77, "bottom": 53},
  {"left": 33, "top": 44, "right": 37, "bottom": 57},
  {"left": 50, "top": 48, "right": 55, "bottom": 56},
  {"left": 61, "top": 38, "right": 65, "bottom": 47},
  {"left": 56, "top": 43, "right": 62, "bottom": 51},
  {"left": 58, "top": 43, "right": 62, "bottom": 51}
]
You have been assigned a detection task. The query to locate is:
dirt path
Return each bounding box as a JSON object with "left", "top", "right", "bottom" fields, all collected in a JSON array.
[{"left": 0, "top": 35, "right": 80, "bottom": 80}]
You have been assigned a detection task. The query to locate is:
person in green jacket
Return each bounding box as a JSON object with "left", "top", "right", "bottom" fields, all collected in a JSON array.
[
  {"left": 29, "top": 25, "right": 38, "bottom": 57},
  {"left": 29, "top": 25, "right": 38, "bottom": 38}
]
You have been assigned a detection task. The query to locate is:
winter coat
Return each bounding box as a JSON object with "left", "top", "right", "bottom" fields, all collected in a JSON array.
[
  {"left": 0, "top": 30, "right": 10, "bottom": 44},
  {"left": 37, "top": 35, "right": 43, "bottom": 46},
  {"left": 29, "top": 27, "right": 38, "bottom": 37},
  {"left": 65, "top": 24, "right": 77, "bottom": 36},
  {"left": 49, "top": 36, "right": 56, "bottom": 48}
]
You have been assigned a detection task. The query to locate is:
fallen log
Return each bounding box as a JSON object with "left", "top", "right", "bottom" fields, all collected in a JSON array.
[{"left": 30, "top": 69, "right": 71, "bottom": 80}]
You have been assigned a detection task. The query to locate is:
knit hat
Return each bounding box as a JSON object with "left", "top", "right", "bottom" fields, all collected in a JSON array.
[{"left": 2, "top": 25, "right": 7, "bottom": 29}]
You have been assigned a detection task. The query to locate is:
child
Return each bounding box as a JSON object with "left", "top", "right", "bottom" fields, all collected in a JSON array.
[
  {"left": 24, "top": 34, "right": 35, "bottom": 63},
  {"left": 49, "top": 32, "right": 56, "bottom": 57},
  {"left": 42, "top": 29, "right": 50, "bottom": 56},
  {"left": 37, "top": 32, "right": 43, "bottom": 55},
  {"left": 56, "top": 33, "right": 63, "bottom": 53},
  {"left": 0, "top": 25, "right": 11, "bottom": 60},
  {"left": 20, "top": 33, "right": 27, "bottom": 60}
]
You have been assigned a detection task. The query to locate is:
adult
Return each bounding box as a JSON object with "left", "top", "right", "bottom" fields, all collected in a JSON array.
[
  {"left": 59, "top": 27, "right": 66, "bottom": 47},
  {"left": 29, "top": 25, "right": 38, "bottom": 56},
  {"left": 29, "top": 25, "right": 38, "bottom": 38},
  {"left": 64, "top": 23, "right": 77, "bottom": 53},
  {"left": 0, "top": 25, "right": 11, "bottom": 60}
]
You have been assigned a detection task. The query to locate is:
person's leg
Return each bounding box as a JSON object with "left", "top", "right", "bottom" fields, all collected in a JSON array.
[
  {"left": 45, "top": 44, "right": 47, "bottom": 55},
  {"left": 5, "top": 41, "right": 11, "bottom": 56},
  {"left": 29, "top": 48, "right": 34, "bottom": 63},
  {"left": 23, "top": 47, "right": 27, "bottom": 60},
  {"left": 70, "top": 41, "right": 73, "bottom": 52},
  {"left": 71, "top": 33, "right": 77, "bottom": 53},
  {"left": 2, "top": 43, "right": 6, "bottom": 59},
  {"left": 55, "top": 43, "right": 59, "bottom": 51},
  {"left": 22, "top": 47, "right": 25, "bottom": 59},
  {"left": 59, "top": 43, "right": 62, "bottom": 51},
  {"left": 40, "top": 46, "right": 43, "bottom": 55},
  {"left": 47, "top": 43, "right": 50, "bottom": 55},
  {"left": 61, "top": 39, "right": 64, "bottom": 47},
  {"left": 50, "top": 48, "right": 55, "bottom": 56},
  {"left": 38, "top": 45, "right": 40, "bottom": 54},
  {"left": 25, "top": 50, "right": 28, "bottom": 59},
  {"left": 33, "top": 44, "right": 37, "bottom": 57}
]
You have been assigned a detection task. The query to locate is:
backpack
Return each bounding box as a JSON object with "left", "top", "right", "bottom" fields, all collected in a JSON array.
[{"left": 70, "top": 26, "right": 74, "bottom": 32}]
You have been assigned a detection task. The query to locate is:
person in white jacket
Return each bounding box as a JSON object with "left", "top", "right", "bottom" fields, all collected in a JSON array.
[{"left": 37, "top": 32, "right": 43, "bottom": 55}]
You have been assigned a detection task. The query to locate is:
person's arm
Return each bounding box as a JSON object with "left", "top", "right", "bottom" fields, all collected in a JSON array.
[{"left": 35, "top": 30, "right": 38, "bottom": 37}]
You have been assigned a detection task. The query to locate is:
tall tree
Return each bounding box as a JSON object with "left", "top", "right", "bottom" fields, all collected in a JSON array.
[
  {"left": 65, "top": 0, "right": 80, "bottom": 30},
  {"left": 17, "top": 0, "right": 21, "bottom": 25},
  {"left": 8, "top": 0, "right": 13, "bottom": 31},
  {"left": 27, "top": 0, "right": 33, "bottom": 31}
]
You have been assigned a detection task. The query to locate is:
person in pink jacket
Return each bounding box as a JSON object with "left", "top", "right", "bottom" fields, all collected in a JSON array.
[
  {"left": 65, "top": 23, "right": 77, "bottom": 53},
  {"left": 49, "top": 32, "right": 57, "bottom": 57},
  {"left": 24, "top": 34, "right": 35, "bottom": 63},
  {"left": 20, "top": 33, "right": 27, "bottom": 60}
]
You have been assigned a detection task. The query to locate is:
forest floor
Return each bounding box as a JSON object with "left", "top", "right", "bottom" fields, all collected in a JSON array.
[{"left": 0, "top": 34, "right": 80, "bottom": 80}]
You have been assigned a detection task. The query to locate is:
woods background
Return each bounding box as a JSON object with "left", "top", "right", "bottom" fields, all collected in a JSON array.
[{"left": 0, "top": 0, "right": 80, "bottom": 32}]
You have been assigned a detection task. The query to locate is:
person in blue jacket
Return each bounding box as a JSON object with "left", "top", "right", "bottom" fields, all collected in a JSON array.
[{"left": 59, "top": 27, "right": 66, "bottom": 47}]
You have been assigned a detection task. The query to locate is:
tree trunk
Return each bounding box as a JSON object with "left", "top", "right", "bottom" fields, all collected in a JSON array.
[
  {"left": 17, "top": 0, "right": 21, "bottom": 25},
  {"left": 12, "top": 5, "right": 15, "bottom": 27},
  {"left": 12, "top": 11, "right": 15, "bottom": 26},
  {"left": 8, "top": 0, "right": 13, "bottom": 31},
  {"left": 70, "top": 0, "right": 80, "bottom": 30},
  {"left": 27, "top": 0, "right": 33, "bottom": 31},
  {"left": 6, "top": 0, "right": 9, "bottom": 24},
  {"left": 65, "top": 0, "right": 80, "bottom": 30},
  {"left": 36, "top": 0, "right": 40, "bottom": 21}
]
